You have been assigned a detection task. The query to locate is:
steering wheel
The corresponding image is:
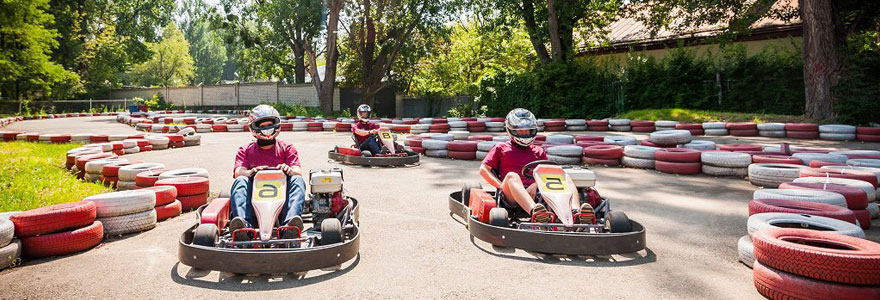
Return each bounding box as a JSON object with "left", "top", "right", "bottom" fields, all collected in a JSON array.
[{"left": 521, "top": 160, "right": 557, "bottom": 179}]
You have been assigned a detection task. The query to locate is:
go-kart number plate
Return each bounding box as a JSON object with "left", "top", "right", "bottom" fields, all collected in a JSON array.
[
  {"left": 254, "top": 180, "right": 285, "bottom": 202},
  {"left": 380, "top": 131, "right": 393, "bottom": 141},
  {"left": 538, "top": 173, "right": 569, "bottom": 194}
]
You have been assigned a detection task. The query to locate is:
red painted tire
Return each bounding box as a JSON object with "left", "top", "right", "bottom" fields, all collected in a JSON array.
[
  {"left": 655, "top": 161, "right": 701, "bottom": 174},
  {"left": 447, "top": 141, "right": 478, "bottom": 152},
  {"left": 854, "top": 209, "right": 871, "bottom": 229},
  {"left": 809, "top": 160, "right": 847, "bottom": 168},
  {"left": 729, "top": 129, "right": 759, "bottom": 136},
  {"left": 586, "top": 120, "right": 608, "bottom": 126},
  {"left": 307, "top": 127, "right": 322, "bottom": 132},
  {"left": 102, "top": 161, "right": 142, "bottom": 178},
  {"left": 544, "top": 121, "right": 565, "bottom": 127},
  {"left": 583, "top": 145, "right": 624, "bottom": 159},
  {"left": 178, "top": 193, "right": 209, "bottom": 211},
  {"left": 49, "top": 134, "right": 72, "bottom": 143},
  {"left": 857, "top": 134, "right": 880, "bottom": 142},
  {"left": 639, "top": 140, "right": 677, "bottom": 148},
  {"left": 631, "top": 126, "right": 655, "bottom": 132},
  {"left": 674, "top": 123, "right": 702, "bottom": 130},
  {"left": 544, "top": 126, "right": 565, "bottom": 132},
  {"left": 466, "top": 121, "right": 485, "bottom": 127},
  {"left": 753, "top": 228, "right": 880, "bottom": 285},
  {"left": 753, "top": 261, "right": 880, "bottom": 300},
  {"left": 165, "top": 135, "right": 183, "bottom": 142},
  {"left": 100, "top": 175, "right": 119, "bottom": 187},
  {"left": 410, "top": 146, "right": 425, "bottom": 154},
  {"left": 588, "top": 126, "right": 609, "bottom": 131},
  {"left": 90, "top": 135, "right": 109, "bottom": 143},
  {"left": 719, "top": 144, "right": 763, "bottom": 152},
  {"left": 786, "top": 131, "right": 819, "bottom": 139},
  {"left": 468, "top": 126, "right": 486, "bottom": 132},
  {"left": 748, "top": 199, "right": 857, "bottom": 224},
  {"left": 429, "top": 124, "right": 450, "bottom": 130},
  {"left": 752, "top": 155, "right": 802, "bottom": 165},
  {"left": 785, "top": 123, "right": 819, "bottom": 132},
  {"left": 778, "top": 182, "right": 869, "bottom": 210},
  {"left": 574, "top": 135, "right": 604, "bottom": 142},
  {"left": 629, "top": 120, "right": 654, "bottom": 127},
  {"left": 11, "top": 201, "right": 97, "bottom": 237},
  {"left": 467, "top": 135, "right": 493, "bottom": 141},
  {"left": 142, "top": 185, "right": 178, "bottom": 206},
  {"left": 75, "top": 153, "right": 117, "bottom": 171},
  {"left": 857, "top": 127, "right": 880, "bottom": 135},
  {"left": 155, "top": 200, "right": 183, "bottom": 222},
  {"left": 583, "top": 157, "right": 620, "bottom": 166},
  {"left": 726, "top": 122, "right": 757, "bottom": 130},
  {"left": 655, "top": 148, "right": 701, "bottom": 163},
  {"left": 408, "top": 139, "right": 423, "bottom": 147},
  {"left": 212, "top": 124, "right": 228, "bottom": 132},
  {"left": 448, "top": 151, "right": 477, "bottom": 160},
  {"left": 687, "top": 129, "right": 704, "bottom": 136},
  {"left": 154, "top": 177, "right": 209, "bottom": 197},
  {"left": 134, "top": 168, "right": 166, "bottom": 187},
  {"left": 798, "top": 168, "right": 879, "bottom": 188},
  {"left": 576, "top": 141, "right": 613, "bottom": 148},
  {"left": 20, "top": 221, "right": 103, "bottom": 258}
]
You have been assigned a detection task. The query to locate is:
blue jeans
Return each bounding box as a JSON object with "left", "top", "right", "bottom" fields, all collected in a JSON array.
[
  {"left": 230, "top": 175, "right": 306, "bottom": 228},
  {"left": 358, "top": 136, "right": 381, "bottom": 154}
]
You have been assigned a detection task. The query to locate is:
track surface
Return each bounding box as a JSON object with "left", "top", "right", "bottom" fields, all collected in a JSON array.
[{"left": 1, "top": 116, "right": 878, "bottom": 299}]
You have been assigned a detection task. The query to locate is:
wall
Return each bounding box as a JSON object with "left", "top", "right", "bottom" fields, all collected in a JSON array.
[{"left": 109, "top": 83, "right": 339, "bottom": 110}]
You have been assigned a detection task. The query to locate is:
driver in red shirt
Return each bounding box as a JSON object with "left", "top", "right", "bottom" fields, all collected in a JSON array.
[
  {"left": 479, "top": 108, "right": 590, "bottom": 224},
  {"left": 351, "top": 104, "right": 381, "bottom": 155}
]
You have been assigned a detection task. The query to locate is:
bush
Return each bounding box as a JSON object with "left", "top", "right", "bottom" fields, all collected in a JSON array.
[{"left": 836, "top": 46, "right": 880, "bottom": 125}]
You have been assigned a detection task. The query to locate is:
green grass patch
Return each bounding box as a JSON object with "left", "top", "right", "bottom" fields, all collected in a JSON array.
[
  {"left": 0, "top": 142, "right": 111, "bottom": 212},
  {"left": 618, "top": 108, "right": 810, "bottom": 123}
]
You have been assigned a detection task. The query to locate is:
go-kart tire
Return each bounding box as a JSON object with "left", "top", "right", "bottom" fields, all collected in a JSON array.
[
  {"left": 155, "top": 177, "right": 209, "bottom": 197},
  {"left": 621, "top": 156, "right": 655, "bottom": 169},
  {"left": 83, "top": 190, "right": 156, "bottom": 218},
  {"left": 606, "top": 211, "right": 632, "bottom": 233},
  {"left": 192, "top": 223, "right": 218, "bottom": 247},
  {"left": 701, "top": 151, "right": 752, "bottom": 168},
  {"left": 754, "top": 188, "right": 847, "bottom": 207},
  {"left": 448, "top": 151, "right": 476, "bottom": 160},
  {"left": 752, "top": 261, "right": 880, "bottom": 300},
  {"left": 0, "top": 239, "right": 21, "bottom": 270},
  {"left": 623, "top": 145, "right": 659, "bottom": 159},
  {"left": 461, "top": 182, "right": 482, "bottom": 207},
  {"left": 155, "top": 200, "right": 182, "bottom": 222},
  {"left": 583, "top": 157, "right": 621, "bottom": 166},
  {"left": 778, "top": 182, "right": 869, "bottom": 210},
  {"left": 753, "top": 228, "right": 880, "bottom": 285},
  {"left": 158, "top": 168, "right": 209, "bottom": 180},
  {"left": 746, "top": 212, "right": 864, "bottom": 238},
  {"left": 99, "top": 209, "right": 157, "bottom": 236},
  {"left": 738, "top": 235, "right": 755, "bottom": 268},
  {"left": 10, "top": 201, "right": 97, "bottom": 237},
  {"left": 361, "top": 150, "right": 373, "bottom": 157},
  {"left": 321, "top": 218, "right": 343, "bottom": 245},
  {"left": 655, "top": 161, "right": 701, "bottom": 175},
  {"left": 488, "top": 208, "right": 508, "bottom": 227},
  {"left": 0, "top": 218, "right": 13, "bottom": 248},
  {"left": 21, "top": 221, "right": 103, "bottom": 258},
  {"left": 748, "top": 199, "right": 858, "bottom": 224}
]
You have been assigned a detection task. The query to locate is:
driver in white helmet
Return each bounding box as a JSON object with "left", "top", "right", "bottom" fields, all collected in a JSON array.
[
  {"left": 229, "top": 104, "right": 306, "bottom": 239},
  {"left": 351, "top": 104, "right": 382, "bottom": 155},
  {"left": 479, "top": 108, "right": 591, "bottom": 224}
]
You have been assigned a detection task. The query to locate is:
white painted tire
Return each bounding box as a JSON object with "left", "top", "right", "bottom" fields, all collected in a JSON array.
[
  {"left": 649, "top": 130, "right": 692, "bottom": 145},
  {"left": 681, "top": 140, "right": 716, "bottom": 150},
  {"left": 564, "top": 119, "right": 586, "bottom": 126},
  {"left": 425, "top": 149, "right": 449, "bottom": 157},
  {"left": 847, "top": 159, "right": 880, "bottom": 168},
  {"left": 0, "top": 239, "right": 21, "bottom": 270},
  {"left": 758, "top": 131, "right": 786, "bottom": 138},
  {"left": 792, "top": 177, "right": 877, "bottom": 201},
  {"left": 623, "top": 145, "right": 659, "bottom": 159},
  {"left": 492, "top": 136, "right": 510, "bottom": 142},
  {"left": 477, "top": 141, "right": 499, "bottom": 152},
  {"left": 702, "top": 165, "right": 747, "bottom": 177},
  {"left": 84, "top": 158, "right": 128, "bottom": 174},
  {"left": 99, "top": 209, "right": 157, "bottom": 236},
  {"left": 747, "top": 212, "right": 864, "bottom": 238},
  {"left": 145, "top": 135, "right": 169, "bottom": 146},
  {"left": 476, "top": 151, "right": 488, "bottom": 160},
  {"left": 748, "top": 163, "right": 807, "bottom": 188},
  {"left": 702, "top": 122, "right": 726, "bottom": 129},
  {"left": 609, "top": 125, "right": 631, "bottom": 131},
  {"left": 547, "top": 145, "right": 583, "bottom": 157},
  {"left": 158, "top": 168, "right": 209, "bottom": 180},
  {"left": 704, "top": 129, "right": 729, "bottom": 136},
  {"left": 430, "top": 133, "right": 455, "bottom": 141},
  {"left": 604, "top": 136, "right": 638, "bottom": 146},
  {"left": 818, "top": 124, "right": 856, "bottom": 134},
  {"left": 84, "top": 190, "right": 156, "bottom": 218},
  {"left": 868, "top": 202, "right": 879, "bottom": 219},
  {"left": 753, "top": 188, "right": 848, "bottom": 207},
  {"left": 737, "top": 235, "right": 754, "bottom": 268},
  {"left": 118, "top": 163, "right": 165, "bottom": 181},
  {"left": 83, "top": 173, "right": 102, "bottom": 182},
  {"left": 819, "top": 133, "right": 856, "bottom": 141},
  {"left": 791, "top": 153, "right": 849, "bottom": 166},
  {"left": 621, "top": 156, "right": 655, "bottom": 169},
  {"left": 422, "top": 140, "right": 449, "bottom": 150},
  {"left": 655, "top": 120, "right": 679, "bottom": 127},
  {"left": 831, "top": 150, "right": 880, "bottom": 157},
  {"left": 822, "top": 166, "right": 880, "bottom": 186},
  {"left": 701, "top": 151, "right": 751, "bottom": 168},
  {"left": 548, "top": 155, "right": 582, "bottom": 165},
  {"left": 123, "top": 146, "right": 140, "bottom": 154},
  {"left": 485, "top": 122, "right": 504, "bottom": 128},
  {"left": 448, "top": 131, "right": 469, "bottom": 140},
  {"left": 756, "top": 123, "right": 785, "bottom": 131},
  {"left": 0, "top": 218, "right": 13, "bottom": 248},
  {"left": 546, "top": 134, "right": 574, "bottom": 144}
]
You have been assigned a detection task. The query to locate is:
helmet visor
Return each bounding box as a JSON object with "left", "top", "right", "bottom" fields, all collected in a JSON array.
[
  {"left": 510, "top": 128, "right": 537, "bottom": 139},
  {"left": 358, "top": 110, "right": 371, "bottom": 120}
]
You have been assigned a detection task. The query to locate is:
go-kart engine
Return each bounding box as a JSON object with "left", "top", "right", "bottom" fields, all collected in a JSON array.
[{"left": 309, "top": 168, "right": 346, "bottom": 224}]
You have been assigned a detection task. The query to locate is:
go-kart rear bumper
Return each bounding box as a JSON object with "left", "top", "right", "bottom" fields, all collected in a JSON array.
[
  {"left": 328, "top": 150, "right": 419, "bottom": 166},
  {"left": 177, "top": 199, "right": 361, "bottom": 274},
  {"left": 448, "top": 191, "right": 646, "bottom": 256}
]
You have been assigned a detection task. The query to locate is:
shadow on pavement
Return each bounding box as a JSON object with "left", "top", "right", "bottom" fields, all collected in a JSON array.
[
  {"left": 471, "top": 235, "right": 657, "bottom": 267},
  {"left": 169, "top": 254, "right": 360, "bottom": 291}
]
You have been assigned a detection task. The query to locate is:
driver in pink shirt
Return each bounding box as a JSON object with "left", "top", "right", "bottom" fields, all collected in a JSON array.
[{"left": 479, "top": 108, "right": 589, "bottom": 224}]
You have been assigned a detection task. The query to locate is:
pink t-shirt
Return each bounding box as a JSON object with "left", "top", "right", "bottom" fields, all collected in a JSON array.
[
  {"left": 482, "top": 141, "right": 548, "bottom": 186},
  {"left": 351, "top": 121, "right": 379, "bottom": 144},
  {"left": 234, "top": 140, "right": 301, "bottom": 174}
]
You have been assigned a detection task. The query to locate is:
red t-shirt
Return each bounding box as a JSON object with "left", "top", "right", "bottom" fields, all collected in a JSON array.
[
  {"left": 351, "top": 121, "right": 379, "bottom": 144},
  {"left": 482, "top": 141, "right": 548, "bottom": 186},
  {"left": 234, "top": 140, "right": 301, "bottom": 175}
]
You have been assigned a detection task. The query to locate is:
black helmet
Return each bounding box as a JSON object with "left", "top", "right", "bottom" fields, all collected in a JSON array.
[
  {"left": 357, "top": 104, "right": 372, "bottom": 122},
  {"left": 248, "top": 104, "right": 281, "bottom": 140},
  {"left": 505, "top": 108, "right": 538, "bottom": 147}
]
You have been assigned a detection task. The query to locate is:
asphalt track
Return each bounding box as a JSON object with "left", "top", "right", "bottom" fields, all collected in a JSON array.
[{"left": 1, "top": 116, "right": 877, "bottom": 299}]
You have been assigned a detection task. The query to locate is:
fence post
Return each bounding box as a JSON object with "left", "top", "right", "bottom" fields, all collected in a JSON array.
[
  {"left": 276, "top": 82, "right": 280, "bottom": 104},
  {"left": 235, "top": 83, "right": 240, "bottom": 109},
  {"left": 89, "top": 98, "right": 92, "bottom": 111},
  {"left": 716, "top": 72, "right": 722, "bottom": 106},
  {"left": 200, "top": 85, "right": 204, "bottom": 107}
]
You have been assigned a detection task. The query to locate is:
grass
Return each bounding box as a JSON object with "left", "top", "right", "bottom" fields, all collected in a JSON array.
[
  {"left": 0, "top": 142, "right": 111, "bottom": 212},
  {"left": 617, "top": 108, "right": 810, "bottom": 123}
]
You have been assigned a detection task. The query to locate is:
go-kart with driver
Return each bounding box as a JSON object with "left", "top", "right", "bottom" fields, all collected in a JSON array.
[
  {"left": 330, "top": 104, "right": 418, "bottom": 166},
  {"left": 339, "top": 127, "right": 416, "bottom": 158}
]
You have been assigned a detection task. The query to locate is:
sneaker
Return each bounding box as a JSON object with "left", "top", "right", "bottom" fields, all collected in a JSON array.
[
  {"left": 287, "top": 215, "right": 304, "bottom": 231},
  {"left": 530, "top": 203, "right": 551, "bottom": 224},
  {"left": 229, "top": 217, "right": 250, "bottom": 242},
  {"left": 577, "top": 203, "right": 595, "bottom": 224}
]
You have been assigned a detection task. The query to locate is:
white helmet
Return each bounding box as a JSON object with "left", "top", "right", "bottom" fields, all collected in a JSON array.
[
  {"left": 248, "top": 104, "right": 281, "bottom": 140},
  {"left": 505, "top": 108, "right": 538, "bottom": 147},
  {"left": 357, "top": 104, "right": 372, "bottom": 122}
]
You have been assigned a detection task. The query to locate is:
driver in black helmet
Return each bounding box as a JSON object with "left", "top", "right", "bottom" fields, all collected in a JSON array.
[
  {"left": 479, "top": 108, "right": 592, "bottom": 224},
  {"left": 351, "top": 104, "right": 382, "bottom": 155}
]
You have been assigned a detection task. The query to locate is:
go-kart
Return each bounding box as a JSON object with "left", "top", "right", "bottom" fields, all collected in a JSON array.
[
  {"left": 178, "top": 168, "right": 360, "bottom": 274},
  {"left": 448, "top": 160, "right": 646, "bottom": 255},
  {"left": 329, "top": 127, "right": 419, "bottom": 166}
]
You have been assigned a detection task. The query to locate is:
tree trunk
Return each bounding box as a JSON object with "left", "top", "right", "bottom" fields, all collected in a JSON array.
[
  {"left": 293, "top": 46, "right": 306, "bottom": 84},
  {"left": 305, "top": 0, "right": 342, "bottom": 115},
  {"left": 801, "top": 0, "right": 842, "bottom": 121},
  {"left": 546, "top": 0, "right": 563, "bottom": 61},
  {"left": 520, "top": 0, "right": 551, "bottom": 62}
]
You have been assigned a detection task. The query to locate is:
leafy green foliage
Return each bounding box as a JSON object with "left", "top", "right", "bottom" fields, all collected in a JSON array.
[
  {"left": 619, "top": 108, "right": 806, "bottom": 123},
  {"left": 130, "top": 23, "right": 196, "bottom": 87},
  {"left": 178, "top": 0, "right": 228, "bottom": 85},
  {"left": 133, "top": 93, "right": 174, "bottom": 110},
  {"left": 836, "top": 38, "right": 880, "bottom": 125}
]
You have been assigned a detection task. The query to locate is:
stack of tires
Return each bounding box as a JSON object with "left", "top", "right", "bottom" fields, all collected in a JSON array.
[
  {"left": 654, "top": 120, "right": 678, "bottom": 131},
  {"left": 446, "top": 141, "right": 478, "bottom": 160},
  {"left": 857, "top": 127, "right": 880, "bottom": 142},
  {"left": 604, "top": 136, "right": 637, "bottom": 146},
  {"left": 448, "top": 120, "right": 468, "bottom": 133},
  {"left": 422, "top": 139, "right": 449, "bottom": 158},
  {"left": 747, "top": 164, "right": 807, "bottom": 187},
  {"left": 542, "top": 120, "right": 565, "bottom": 131},
  {"left": 155, "top": 176, "right": 210, "bottom": 211},
  {"left": 784, "top": 123, "right": 819, "bottom": 139},
  {"left": 792, "top": 153, "right": 848, "bottom": 166},
  {"left": 429, "top": 122, "right": 450, "bottom": 134},
  {"left": 630, "top": 120, "right": 655, "bottom": 133},
  {"left": 405, "top": 136, "right": 425, "bottom": 154},
  {"left": 701, "top": 151, "right": 751, "bottom": 176},
  {"left": 0, "top": 214, "right": 20, "bottom": 270},
  {"left": 649, "top": 130, "right": 692, "bottom": 147},
  {"left": 306, "top": 122, "right": 323, "bottom": 132},
  {"left": 476, "top": 141, "right": 499, "bottom": 160},
  {"left": 583, "top": 145, "right": 623, "bottom": 166},
  {"left": 819, "top": 124, "right": 857, "bottom": 141},
  {"left": 10, "top": 202, "right": 103, "bottom": 258},
  {"left": 546, "top": 145, "right": 583, "bottom": 165},
  {"left": 143, "top": 186, "right": 182, "bottom": 221},
  {"left": 726, "top": 122, "right": 758, "bottom": 136},
  {"left": 335, "top": 122, "right": 352, "bottom": 132},
  {"left": 100, "top": 161, "right": 140, "bottom": 188},
  {"left": 608, "top": 119, "right": 631, "bottom": 131},
  {"left": 564, "top": 119, "right": 586, "bottom": 131},
  {"left": 292, "top": 122, "right": 308, "bottom": 132},
  {"left": 702, "top": 122, "right": 728, "bottom": 136},
  {"left": 84, "top": 190, "right": 157, "bottom": 236},
  {"left": 757, "top": 123, "right": 785, "bottom": 138},
  {"left": 621, "top": 145, "right": 658, "bottom": 169},
  {"left": 117, "top": 163, "right": 165, "bottom": 191},
  {"left": 467, "top": 121, "right": 486, "bottom": 133},
  {"left": 655, "top": 148, "right": 701, "bottom": 175},
  {"left": 586, "top": 120, "right": 609, "bottom": 131},
  {"left": 83, "top": 158, "right": 128, "bottom": 183},
  {"left": 485, "top": 121, "right": 505, "bottom": 132},
  {"left": 675, "top": 123, "right": 704, "bottom": 136}
]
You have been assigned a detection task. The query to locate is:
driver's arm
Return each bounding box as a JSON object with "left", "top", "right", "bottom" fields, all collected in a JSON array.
[
  {"left": 235, "top": 165, "right": 267, "bottom": 178},
  {"left": 480, "top": 164, "right": 503, "bottom": 189},
  {"left": 353, "top": 127, "right": 371, "bottom": 136}
]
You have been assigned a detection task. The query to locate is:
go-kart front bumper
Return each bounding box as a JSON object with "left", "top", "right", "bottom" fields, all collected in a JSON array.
[
  {"left": 328, "top": 150, "right": 419, "bottom": 166},
  {"left": 448, "top": 191, "right": 646, "bottom": 256}
]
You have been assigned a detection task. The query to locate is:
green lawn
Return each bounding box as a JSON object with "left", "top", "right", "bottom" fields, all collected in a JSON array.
[
  {"left": 617, "top": 108, "right": 809, "bottom": 123},
  {"left": 0, "top": 142, "right": 110, "bottom": 212}
]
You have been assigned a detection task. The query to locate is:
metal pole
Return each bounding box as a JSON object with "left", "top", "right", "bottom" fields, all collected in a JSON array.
[
  {"left": 716, "top": 73, "right": 722, "bottom": 106},
  {"left": 276, "top": 82, "right": 280, "bottom": 104},
  {"left": 89, "top": 98, "right": 92, "bottom": 111}
]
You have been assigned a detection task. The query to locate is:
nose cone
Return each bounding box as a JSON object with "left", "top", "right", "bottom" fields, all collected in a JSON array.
[{"left": 557, "top": 210, "right": 574, "bottom": 227}]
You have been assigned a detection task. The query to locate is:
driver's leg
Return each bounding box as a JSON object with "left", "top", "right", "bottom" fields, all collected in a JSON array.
[
  {"left": 230, "top": 176, "right": 254, "bottom": 228},
  {"left": 500, "top": 172, "right": 538, "bottom": 212},
  {"left": 280, "top": 175, "right": 307, "bottom": 228}
]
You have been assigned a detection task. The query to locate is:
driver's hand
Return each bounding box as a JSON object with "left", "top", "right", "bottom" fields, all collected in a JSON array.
[
  {"left": 369, "top": 129, "right": 378, "bottom": 135},
  {"left": 276, "top": 164, "right": 293, "bottom": 176},
  {"left": 247, "top": 166, "right": 268, "bottom": 177}
]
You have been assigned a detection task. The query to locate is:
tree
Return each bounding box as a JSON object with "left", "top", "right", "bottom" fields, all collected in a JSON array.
[
  {"left": 0, "top": 0, "right": 78, "bottom": 100},
  {"left": 626, "top": 0, "right": 880, "bottom": 121},
  {"left": 304, "top": 0, "right": 344, "bottom": 114},
  {"left": 178, "top": 0, "right": 228, "bottom": 85},
  {"left": 130, "top": 23, "right": 196, "bottom": 87},
  {"left": 341, "top": 0, "right": 455, "bottom": 106}
]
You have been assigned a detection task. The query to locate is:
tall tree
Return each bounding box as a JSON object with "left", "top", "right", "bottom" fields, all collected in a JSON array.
[
  {"left": 178, "top": 0, "right": 228, "bottom": 85},
  {"left": 0, "top": 0, "right": 78, "bottom": 100},
  {"left": 626, "top": 0, "right": 880, "bottom": 121},
  {"left": 304, "top": 0, "right": 344, "bottom": 114},
  {"left": 130, "top": 23, "right": 196, "bottom": 87}
]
